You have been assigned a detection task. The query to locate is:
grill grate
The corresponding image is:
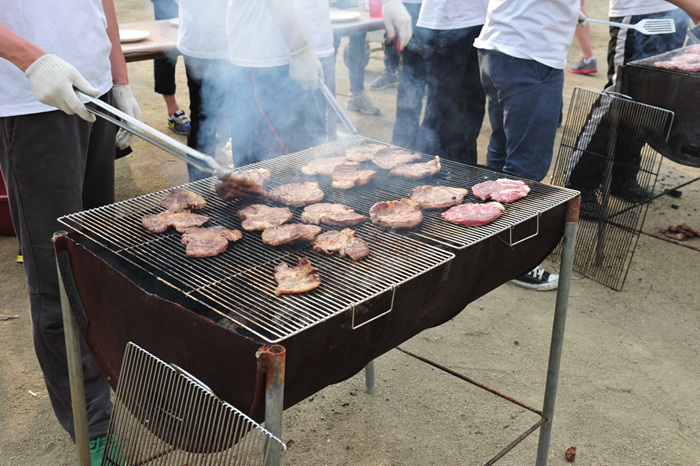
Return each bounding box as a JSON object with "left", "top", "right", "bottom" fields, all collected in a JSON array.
[{"left": 59, "top": 136, "right": 577, "bottom": 342}]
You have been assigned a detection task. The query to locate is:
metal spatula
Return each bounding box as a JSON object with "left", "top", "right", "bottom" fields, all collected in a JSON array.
[{"left": 584, "top": 17, "right": 676, "bottom": 35}]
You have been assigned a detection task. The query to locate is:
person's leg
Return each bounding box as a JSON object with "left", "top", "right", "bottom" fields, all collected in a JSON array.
[
  {"left": 184, "top": 56, "right": 210, "bottom": 181},
  {"left": 229, "top": 66, "right": 261, "bottom": 167},
  {"left": 344, "top": 33, "right": 381, "bottom": 115},
  {"left": 0, "top": 105, "right": 115, "bottom": 443},
  {"left": 478, "top": 50, "right": 507, "bottom": 171},
  {"left": 370, "top": 33, "right": 400, "bottom": 91}
]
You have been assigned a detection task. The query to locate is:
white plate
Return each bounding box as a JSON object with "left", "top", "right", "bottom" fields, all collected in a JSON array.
[
  {"left": 168, "top": 18, "right": 179, "bottom": 26},
  {"left": 330, "top": 11, "right": 361, "bottom": 23},
  {"left": 119, "top": 29, "right": 150, "bottom": 43}
]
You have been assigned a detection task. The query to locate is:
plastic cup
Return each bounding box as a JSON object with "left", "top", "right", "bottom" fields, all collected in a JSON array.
[{"left": 369, "top": 0, "right": 382, "bottom": 17}]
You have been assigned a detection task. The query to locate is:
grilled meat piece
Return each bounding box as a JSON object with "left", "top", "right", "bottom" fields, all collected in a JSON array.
[
  {"left": 180, "top": 226, "right": 243, "bottom": 258},
  {"left": 369, "top": 199, "right": 423, "bottom": 230},
  {"left": 142, "top": 209, "right": 210, "bottom": 233},
  {"left": 302, "top": 156, "right": 356, "bottom": 176},
  {"left": 215, "top": 168, "right": 271, "bottom": 201},
  {"left": 331, "top": 163, "right": 377, "bottom": 189},
  {"left": 268, "top": 182, "right": 324, "bottom": 207},
  {"left": 442, "top": 202, "right": 504, "bottom": 227},
  {"left": 261, "top": 223, "right": 322, "bottom": 246},
  {"left": 410, "top": 185, "right": 469, "bottom": 210},
  {"left": 389, "top": 156, "right": 441, "bottom": 180},
  {"left": 160, "top": 188, "right": 206, "bottom": 211},
  {"left": 345, "top": 142, "right": 387, "bottom": 162},
  {"left": 273, "top": 257, "right": 321, "bottom": 296},
  {"left": 301, "top": 203, "right": 366, "bottom": 227},
  {"left": 472, "top": 179, "right": 530, "bottom": 203},
  {"left": 311, "top": 228, "right": 370, "bottom": 261},
  {"left": 237, "top": 204, "right": 293, "bottom": 231},
  {"left": 372, "top": 146, "right": 421, "bottom": 169}
]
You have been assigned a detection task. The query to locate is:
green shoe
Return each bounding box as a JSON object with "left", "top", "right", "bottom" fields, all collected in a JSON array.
[
  {"left": 90, "top": 434, "right": 125, "bottom": 466},
  {"left": 89, "top": 435, "right": 106, "bottom": 466}
]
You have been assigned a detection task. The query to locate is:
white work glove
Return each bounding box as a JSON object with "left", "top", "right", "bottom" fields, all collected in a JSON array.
[
  {"left": 111, "top": 85, "right": 142, "bottom": 150},
  {"left": 382, "top": 0, "right": 412, "bottom": 51},
  {"left": 24, "top": 54, "right": 99, "bottom": 122},
  {"left": 289, "top": 45, "right": 324, "bottom": 90},
  {"left": 578, "top": 11, "right": 587, "bottom": 26}
]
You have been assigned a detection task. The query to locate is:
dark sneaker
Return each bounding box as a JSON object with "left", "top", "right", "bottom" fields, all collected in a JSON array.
[
  {"left": 569, "top": 57, "right": 597, "bottom": 75},
  {"left": 369, "top": 72, "right": 399, "bottom": 91},
  {"left": 347, "top": 91, "right": 381, "bottom": 115},
  {"left": 510, "top": 266, "right": 559, "bottom": 291},
  {"left": 168, "top": 109, "right": 191, "bottom": 135},
  {"left": 610, "top": 179, "right": 653, "bottom": 204},
  {"left": 577, "top": 188, "right": 603, "bottom": 219}
]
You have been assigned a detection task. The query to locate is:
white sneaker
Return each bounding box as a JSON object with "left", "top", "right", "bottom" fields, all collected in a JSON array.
[{"left": 510, "top": 266, "right": 559, "bottom": 291}]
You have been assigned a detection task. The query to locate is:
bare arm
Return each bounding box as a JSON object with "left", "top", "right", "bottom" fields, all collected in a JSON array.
[
  {"left": 0, "top": 21, "right": 47, "bottom": 71},
  {"left": 665, "top": 0, "right": 700, "bottom": 24},
  {"left": 263, "top": 0, "right": 309, "bottom": 53},
  {"left": 102, "top": 0, "right": 129, "bottom": 85}
]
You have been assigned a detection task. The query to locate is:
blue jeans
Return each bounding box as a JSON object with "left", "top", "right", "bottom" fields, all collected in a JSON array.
[{"left": 478, "top": 50, "right": 563, "bottom": 182}]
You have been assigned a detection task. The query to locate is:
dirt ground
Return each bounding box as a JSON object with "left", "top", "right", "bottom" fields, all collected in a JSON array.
[{"left": 1, "top": 1, "right": 700, "bottom": 465}]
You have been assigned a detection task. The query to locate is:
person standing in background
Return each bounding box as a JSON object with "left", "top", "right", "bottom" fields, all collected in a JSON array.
[
  {"left": 417, "top": 0, "right": 488, "bottom": 164},
  {"left": 177, "top": 0, "right": 233, "bottom": 181},
  {"left": 335, "top": 32, "right": 382, "bottom": 115},
  {"left": 569, "top": 0, "right": 598, "bottom": 74},
  {"left": 151, "top": 0, "right": 192, "bottom": 135},
  {"left": 474, "top": 0, "right": 579, "bottom": 291},
  {"left": 0, "top": 1, "right": 141, "bottom": 464}
]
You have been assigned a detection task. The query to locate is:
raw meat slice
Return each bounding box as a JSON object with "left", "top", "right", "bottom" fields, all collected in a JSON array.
[
  {"left": 346, "top": 142, "right": 387, "bottom": 162},
  {"left": 301, "top": 203, "right": 366, "bottom": 227},
  {"left": 261, "top": 223, "right": 322, "bottom": 246},
  {"left": 180, "top": 225, "right": 243, "bottom": 258},
  {"left": 410, "top": 185, "right": 469, "bottom": 210},
  {"left": 389, "top": 156, "right": 441, "bottom": 180},
  {"left": 274, "top": 257, "right": 321, "bottom": 296},
  {"left": 142, "top": 209, "right": 210, "bottom": 233},
  {"left": 302, "top": 156, "right": 356, "bottom": 176},
  {"left": 268, "top": 182, "right": 324, "bottom": 207},
  {"left": 372, "top": 146, "right": 421, "bottom": 169},
  {"left": 369, "top": 199, "right": 423, "bottom": 230},
  {"left": 160, "top": 188, "right": 206, "bottom": 211},
  {"left": 471, "top": 179, "right": 530, "bottom": 203},
  {"left": 311, "top": 228, "right": 370, "bottom": 261},
  {"left": 331, "top": 163, "right": 377, "bottom": 189},
  {"left": 442, "top": 202, "right": 505, "bottom": 227},
  {"left": 237, "top": 204, "right": 292, "bottom": 231},
  {"left": 215, "top": 168, "right": 271, "bottom": 201}
]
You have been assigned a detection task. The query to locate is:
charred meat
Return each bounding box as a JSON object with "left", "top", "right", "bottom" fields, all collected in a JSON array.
[
  {"left": 160, "top": 188, "right": 206, "bottom": 211},
  {"left": 273, "top": 257, "right": 321, "bottom": 296},
  {"left": 442, "top": 202, "right": 504, "bottom": 227},
  {"left": 237, "top": 204, "right": 293, "bottom": 231},
  {"left": 389, "top": 155, "right": 441, "bottom": 180},
  {"left": 261, "top": 223, "right": 322, "bottom": 246},
  {"left": 215, "top": 168, "right": 271, "bottom": 201},
  {"left": 472, "top": 179, "right": 530, "bottom": 203},
  {"left": 302, "top": 156, "right": 356, "bottom": 176},
  {"left": 372, "top": 146, "right": 421, "bottom": 169},
  {"left": 345, "top": 142, "right": 387, "bottom": 162},
  {"left": 369, "top": 199, "right": 423, "bottom": 230},
  {"left": 331, "top": 163, "right": 377, "bottom": 189},
  {"left": 301, "top": 203, "right": 366, "bottom": 227},
  {"left": 311, "top": 228, "right": 370, "bottom": 261},
  {"left": 268, "top": 182, "right": 324, "bottom": 207},
  {"left": 410, "top": 185, "right": 469, "bottom": 210},
  {"left": 142, "top": 209, "right": 210, "bottom": 233},
  {"left": 180, "top": 225, "right": 243, "bottom": 258}
]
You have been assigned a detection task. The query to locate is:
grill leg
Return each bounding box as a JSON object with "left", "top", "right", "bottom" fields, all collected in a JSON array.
[
  {"left": 364, "top": 360, "right": 375, "bottom": 394},
  {"left": 261, "top": 345, "right": 286, "bottom": 466},
  {"left": 535, "top": 199, "right": 580, "bottom": 465}
]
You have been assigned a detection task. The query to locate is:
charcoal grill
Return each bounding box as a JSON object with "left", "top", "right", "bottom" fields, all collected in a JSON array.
[
  {"left": 619, "top": 45, "right": 700, "bottom": 168},
  {"left": 55, "top": 136, "right": 579, "bottom": 465}
]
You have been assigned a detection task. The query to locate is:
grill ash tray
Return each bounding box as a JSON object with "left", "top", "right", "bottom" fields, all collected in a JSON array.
[{"left": 58, "top": 136, "right": 577, "bottom": 343}]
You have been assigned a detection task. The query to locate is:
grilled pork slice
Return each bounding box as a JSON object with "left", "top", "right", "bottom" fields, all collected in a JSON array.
[
  {"left": 311, "top": 228, "right": 370, "bottom": 261},
  {"left": 268, "top": 182, "right": 324, "bottom": 207},
  {"left": 180, "top": 226, "right": 243, "bottom": 258},
  {"left": 301, "top": 203, "right": 366, "bottom": 227},
  {"left": 160, "top": 188, "right": 206, "bottom": 211},
  {"left": 372, "top": 146, "right": 421, "bottom": 169},
  {"left": 331, "top": 163, "right": 377, "bottom": 189},
  {"left": 389, "top": 155, "right": 441, "bottom": 180},
  {"left": 261, "top": 223, "right": 322, "bottom": 246},
  {"left": 471, "top": 179, "right": 530, "bottom": 203},
  {"left": 369, "top": 199, "right": 423, "bottom": 230},
  {"left": 274, "top": 257, "right": 321, "bottom": 296},
  {"left": 237, "top": 204, "right": 293, "bottom": 231},
  {"left": 142, "top": 209, "right": 210, "bottom": 233},
  {"left": 302, "top": 156, "right": 356, "bottom": 176},
  {"left": 346, "top": 142, "right": 387, "bottom": 162},
  {"left": 215, "top": 168, "right": 271, "bottom": 201},
  {"left": 411, "top": 185, "right": 469, "bottom": 210},
  {"left": 442, "top": 202, "right": 505, "bottom": 227}
]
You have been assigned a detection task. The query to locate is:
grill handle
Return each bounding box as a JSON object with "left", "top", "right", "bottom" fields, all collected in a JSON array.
[
  {"left": 351, "top": 286, "right": 395, "bottom": 329},
  {"left": 78, "top": 91, "right": 232, "bottom": 178}
]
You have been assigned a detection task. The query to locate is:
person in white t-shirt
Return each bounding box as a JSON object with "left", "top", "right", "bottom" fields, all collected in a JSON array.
[
  {"left": 474, "top": 0, "right": 579, "bottom": 292},
  {"left": 0, "top": 1, "right": 141, "bottom": 463},
  {"left": 417, "top": 0, "right": 488, "bottom": 164}
]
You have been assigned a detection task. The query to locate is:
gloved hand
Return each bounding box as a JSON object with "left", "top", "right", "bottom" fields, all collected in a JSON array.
[
  {"left": 382, "top": 0, "right": 412, "bottom": 51},
  {"left": 289, "top": 45, "right": 324, "bottom": 90},
  {"left": 24, "top": 53, "right": 99, "bottom": 122},
  {"left": 578, "top": 11, "right": 587, "bottom": 26},
  {"left": 111, "top": 85, "right": 142, "bottom": 150}
]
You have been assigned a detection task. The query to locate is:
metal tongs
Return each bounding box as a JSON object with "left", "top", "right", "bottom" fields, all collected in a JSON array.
[
  {"left": 78, "top": 91, "right": 233, "bottom": 178},
  {"left": 318, "top": 77, "right": 358, "bottom": 135}
]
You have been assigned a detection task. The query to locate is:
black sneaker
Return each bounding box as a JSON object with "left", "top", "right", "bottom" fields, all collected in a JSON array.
[
  {"left": 610, "top": 179, "right": 652, "bottom": 204},
  {"left": 578, "top": 188, "right": 603, "bottom": 219},
  {"left": 510, "top": 266, "right": 559, "bottom": 291},
  {"left": 369, "top": 72, "right": 399, "bottom": 91}
]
